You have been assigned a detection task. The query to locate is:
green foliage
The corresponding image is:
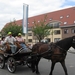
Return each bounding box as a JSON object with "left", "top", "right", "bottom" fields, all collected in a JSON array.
[
  {"left": 1, "top": 21, "right": 23, "bottom": 37},
  {"left": 32, "top": 15, "right": 52, "bottom": 42}
]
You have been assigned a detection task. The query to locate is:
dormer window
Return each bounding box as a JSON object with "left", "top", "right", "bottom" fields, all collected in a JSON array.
[
  {"left": 60, "top": 16, "right": 63, "bottom": 19},
  {"left": 66, "top": 15, "right": 69, "bottom": 18},
  {"left": 74, "top": 21, "right": 75, "bottom": 23},
  {"left": 49, "top": 18, "right": 52, "bottom": 21},
  {"left": 38, "top": 21, "right": 40, "bottom": 22},
  {"left": 64, "top": 22, "right": 67, "bottom": 24},
  {"left": 32, "top": 22, "right": 34, "bottom": 24}
]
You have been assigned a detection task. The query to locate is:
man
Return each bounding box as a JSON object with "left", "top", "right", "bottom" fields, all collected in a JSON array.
[
  {"left": 4, "top": 32, "right": 17, "bottom": 54},
  {"left": 16, "top": 33, "right": 26, "bottom": 49}
]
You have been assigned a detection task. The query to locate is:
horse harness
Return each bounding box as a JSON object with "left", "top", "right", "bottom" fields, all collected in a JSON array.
[{"left": 38, "top": 42, "right": 67, "bottom": 58}]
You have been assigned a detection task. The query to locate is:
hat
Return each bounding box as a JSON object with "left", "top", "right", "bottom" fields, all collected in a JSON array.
[
  {"left": 8, "top": 32, "right": 12, "bottom": 35},
  {"left": 18, "top": 33, "right": 21, "bottom": 36}
]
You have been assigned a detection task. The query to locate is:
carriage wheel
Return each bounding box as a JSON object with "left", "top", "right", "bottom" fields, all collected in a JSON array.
[
  {"left": 7, "top": 57, "right": 16, "bottom": 73},
  {"left": 0, "top": 54, "right": 5, "bottom": 69},
  {"left": 26, "top": 62, "right": 31, "bottom": 68},
  {"left": 26, "top": 56, "right": 31, "bottom": 68}
]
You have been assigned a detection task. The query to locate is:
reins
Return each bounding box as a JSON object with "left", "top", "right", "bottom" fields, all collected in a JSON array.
[
  {"left": 24, "top": 43, "right": 32, "bottom": 50},
  {"left": 54, "top": 43, "right": 75, "bottom": 54},
  {"left": 53, "top": 43, "right": 67, "bottom": 52}
]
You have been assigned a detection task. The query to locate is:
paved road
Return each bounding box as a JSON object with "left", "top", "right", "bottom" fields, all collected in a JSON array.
[{"left": 0, "top": 52, "right": 75, "bottom": 75}]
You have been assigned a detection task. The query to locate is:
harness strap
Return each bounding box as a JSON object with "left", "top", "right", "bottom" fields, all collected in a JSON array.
[{"left": 53, "top": 43, "right": 67, "bottom": 52}]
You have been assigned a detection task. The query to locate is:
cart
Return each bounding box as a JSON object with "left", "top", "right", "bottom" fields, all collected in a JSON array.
[{"left": 0, "top": 46, "right": 32, "bottom": 73}]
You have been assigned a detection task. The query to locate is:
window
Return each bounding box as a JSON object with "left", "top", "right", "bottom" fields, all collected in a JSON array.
[
  {"left": 66, "top": 15, "right": 69, "bottom": 18},
  {"left": 74, "top": 21, "right": 75, "bottom": 23},
  {"left": 54, "top": 30, "right": 60, "bottom": 35},
  {"left": 54, "top": 23, "right": 59, "bottom": 28},
  {"left": 72, "top": 28, "right": 75, "bottom": 33},
  {"left": 28, "top": 28, "right": 32, "bottom": 31},
  {"left": 28, "top": 33, "right": 32, "bottom": 36},
  {"left": 48, "top": 23, "right": 53, "bottom": 27},
  {"left": 49, "top": 18, "right": 52, "bottom": 21},
  {"left": 60, "top": 16, "right": 63, "bottom": 19},
  {"left": 32, "top": 22, "right": 34, "bottom": 24},
  {"left": 64, "top": 29, "right": 68, "bottom": 34},
  {"left": 54, "top": 38, "right": 60, "bottom": 42},
  {"left": 48, "top": 22, "right": 60, "bottom": 28},
  {"left": 46, "top": 38, "right": 51, "bottom": 42},
  {"left": 64, "top": 22, "right": 67, "bottom": 24},
  {"left": 28, "top": 39, "right": 32, "bottom": 42},
  {"left": 38, "top": 20, "right": 40, "bottom": 22}
]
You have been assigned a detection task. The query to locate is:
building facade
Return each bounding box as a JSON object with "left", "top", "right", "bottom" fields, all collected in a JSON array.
[{"left": 2, "top": 6, "right": 75, "bottom": 45}]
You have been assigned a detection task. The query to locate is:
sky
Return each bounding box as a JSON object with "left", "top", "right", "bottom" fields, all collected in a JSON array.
[{"left": 0, "top": 0, "right": 75, "bottom": 31}]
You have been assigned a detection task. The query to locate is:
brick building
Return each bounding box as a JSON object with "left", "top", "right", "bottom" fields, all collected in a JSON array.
[{"left": 3, "top": 6, "right": 75, "bottom": 44}]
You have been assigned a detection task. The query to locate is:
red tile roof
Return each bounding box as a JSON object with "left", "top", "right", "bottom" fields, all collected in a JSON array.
[
  {"left": 4, "top": 6, "right": 75, "bottom": 29},
  {"left": 28, "top": 6, "right": 75, "bottom": 27}
]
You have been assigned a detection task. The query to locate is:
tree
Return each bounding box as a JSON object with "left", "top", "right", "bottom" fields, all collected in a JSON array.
[
  {"left": 1, "top": 20, "right": 23, "bottom": 37},
  {"left": 32, "top": 15, "right": 52, "bottom": 42}
]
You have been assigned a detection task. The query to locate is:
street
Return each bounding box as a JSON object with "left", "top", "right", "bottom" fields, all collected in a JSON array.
[{"left": 0, "top": 52, "right": 75, "bottom": 75}]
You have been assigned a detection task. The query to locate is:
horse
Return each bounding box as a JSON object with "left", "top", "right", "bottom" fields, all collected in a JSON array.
[{"left": 31, "top": 36, "right": 75, "bottom": 75}]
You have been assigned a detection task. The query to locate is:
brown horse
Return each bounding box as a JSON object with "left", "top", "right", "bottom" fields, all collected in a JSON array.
[{"left": 31, "top": 36, "right": 75, "bottom": 75}]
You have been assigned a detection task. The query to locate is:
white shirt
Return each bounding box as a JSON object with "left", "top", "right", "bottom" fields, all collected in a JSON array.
[
  {"left": 4, "top": 36, "right": 16, "bottom": 44},
  {"left": 1, "top": 40, "right": 5, "bottom": 45}
]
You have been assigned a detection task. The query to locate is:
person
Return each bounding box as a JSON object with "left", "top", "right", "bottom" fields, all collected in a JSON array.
[
  {"left": 41, "top": 38, "right": 48, "bottom": 44},
  {"left": 0, "top": 37, "right": 6, "bottom": 50},
  {"left": 0, "top": 37, "right": 5, "bottom": 45},
  {"left": 4, "top": 32, "right": 17, "bottom": 54},
  {"left": 16, "top": 33, "right": 26, "bottom": 50}
]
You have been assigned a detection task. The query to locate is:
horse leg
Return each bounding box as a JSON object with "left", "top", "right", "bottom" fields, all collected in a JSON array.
[
  {"left": 49, "top": 61, "right": 55, "bottom": 75},
  {"left": 31, "top": 56, "right": 40, "bottom": 74},
  {"left": 31, "top": 56, "right": 36, "bottom": 72},
  {"left": 60, "top": 60, "right": 68, "bottom": 75},
  {"left": 35, "top": 57, "right": 41, "bottom": 74}
]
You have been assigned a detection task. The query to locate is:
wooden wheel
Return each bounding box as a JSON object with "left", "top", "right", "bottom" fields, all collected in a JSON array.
[
  {"left": 7, "top": 57, "right": 16, "bottom": 73},
  {"left": 0, "top": 54, "right": 5, "bottom": 69},
  {"left": 26, "top": 56, "right": 31, "bottom": 68}
]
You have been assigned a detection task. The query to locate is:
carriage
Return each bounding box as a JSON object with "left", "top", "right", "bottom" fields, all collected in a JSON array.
[
  {"left": 0, "top": 36, "right": 75, "bottom": 75},
  {"left": 0, "top": 43, "right": 32, "bottom": 73}
]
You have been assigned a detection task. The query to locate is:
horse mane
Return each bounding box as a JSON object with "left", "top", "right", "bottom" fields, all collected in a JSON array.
[{"left": 55, "top": 36, "right": 73, "bottom": 50}]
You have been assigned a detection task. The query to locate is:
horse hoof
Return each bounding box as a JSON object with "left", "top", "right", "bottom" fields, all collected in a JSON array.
[
  {"left": 36, "top": 71, "right": 40, "bottom": 75},
  {"left": 32, "top": 69, "right": 35, "bottom": 73}
]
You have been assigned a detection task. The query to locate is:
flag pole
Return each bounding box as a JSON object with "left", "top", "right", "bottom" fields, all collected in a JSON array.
[{"left": 22, "top": 3, "right": 29, "bottom": 44}]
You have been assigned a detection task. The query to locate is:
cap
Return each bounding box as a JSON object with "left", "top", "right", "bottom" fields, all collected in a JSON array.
[
  {"left": 18, "top": 33, "right": 21, "bottom": 36},
  {"left": 8, "top": 32, "right": 12, "bottom": 35}
]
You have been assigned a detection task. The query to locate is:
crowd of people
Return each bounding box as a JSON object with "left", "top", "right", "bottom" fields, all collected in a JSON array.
[{"left": 0, "top": 32, "right": 31, "bottom": 54}]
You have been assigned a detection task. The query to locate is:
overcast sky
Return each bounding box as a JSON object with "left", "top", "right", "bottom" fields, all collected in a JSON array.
[{"left": 0, "top": 0, "right": 75, "bottom": 31}]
